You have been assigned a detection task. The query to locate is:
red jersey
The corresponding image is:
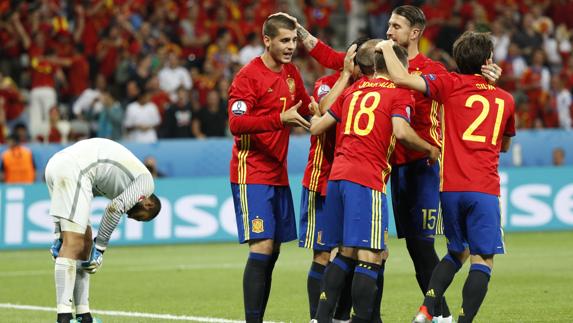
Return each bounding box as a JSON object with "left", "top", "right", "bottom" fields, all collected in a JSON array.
[
  {"left": 393, "top": 53, "right": 447, "bottom": 165},
  {"left": 328, "top": 76, "right": 413, "bottom": 193},
  {"left": 228, "top": 57, "right": 311, "bottom": 185},
  {"left": 423, "top": 73, "right": 515, "bottom": 195},
  {"left": 30, "top": 57, "right": 56, "bottom": 89},
  {"left": 302, "top": 73, "right": 339, "bottom": 195}
]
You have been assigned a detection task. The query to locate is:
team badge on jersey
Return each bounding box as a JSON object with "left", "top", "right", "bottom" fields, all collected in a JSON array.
[
  {"left": 252, "top": 218, "right": 264, "bottom": 233},
  {"left": 317, "top": 84, "right": 331, "bottom": 100},
  {"left": 231, "top": 100, "right": 247, "bottom": 115},
  {"left": 286, "top": 78, "right": 296, "bottom": 94}
]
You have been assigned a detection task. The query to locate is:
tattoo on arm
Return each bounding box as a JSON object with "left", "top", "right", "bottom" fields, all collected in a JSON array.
[{"left": 297, "top": 28, "right": 310, "bottom": 40}]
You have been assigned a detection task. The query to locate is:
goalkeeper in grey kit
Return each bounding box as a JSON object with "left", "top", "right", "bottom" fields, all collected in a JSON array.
[{"left": 46, "top": 138, "right": 162, "bottom": 323}]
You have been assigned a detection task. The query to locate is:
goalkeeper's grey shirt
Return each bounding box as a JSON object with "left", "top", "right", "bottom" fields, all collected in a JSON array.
[{"left": 56, "top": 138, "right": 154, "bottom": 250}]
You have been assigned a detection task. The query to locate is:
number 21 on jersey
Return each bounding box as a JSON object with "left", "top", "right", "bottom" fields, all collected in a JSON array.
[
  {"left": 344, "top": 91, "right": 381, "bottom": 136},
  {"left": 463, "top": 94, "right": 505, "bottom": 145}
]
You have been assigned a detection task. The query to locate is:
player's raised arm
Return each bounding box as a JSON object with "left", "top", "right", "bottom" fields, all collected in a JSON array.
[
  {"left": 376, "top": 40, "right": 427, "bottom": 93},
  {"left": 317, "top": 44, "right": 357, "bottom": 114},
  {"left": 392, "top": 117, "right": 440, "bottom": 164}
]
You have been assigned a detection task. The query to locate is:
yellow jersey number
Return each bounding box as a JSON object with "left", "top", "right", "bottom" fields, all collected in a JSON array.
[
  {"left": 344, "top": 91, "right": 381, "bottom": 136},
  {"left": 462, "top": 94, "right": 505, "bottom": 145}
]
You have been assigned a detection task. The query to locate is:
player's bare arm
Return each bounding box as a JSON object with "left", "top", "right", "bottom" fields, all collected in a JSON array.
[
  {"left": 309, "top": 105, "right": 337, "bottom": 135},
  {"left": 317, "top": 44, "right": 357, "bottom": 113},
  {"left": 376, "top": 40, "right": 427, "bottom": 93},
  {"left": 270, "top": 12, "right": 318, "bottom": 51},
  {"left": 501, "top": 136, "right": 512, "bottom": 152},
  {"left": 392, "top": 117, "right": 440, "bottom": 165},
  {"left": 280, "top": 100, "right": 311, "bottom": 130}
]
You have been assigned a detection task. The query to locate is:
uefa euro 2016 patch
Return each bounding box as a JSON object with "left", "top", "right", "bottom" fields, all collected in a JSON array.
[
  {"left": 231, "top": 100, "right": 247, "bottom": 116},
  {"left": 317, "top": 84, "right": 331, "bottom": 100}
]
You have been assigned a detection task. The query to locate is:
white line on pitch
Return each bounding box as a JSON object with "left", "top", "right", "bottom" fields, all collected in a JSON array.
[{"left": 0, "top": 303, "right": 286, "bottom": 323}]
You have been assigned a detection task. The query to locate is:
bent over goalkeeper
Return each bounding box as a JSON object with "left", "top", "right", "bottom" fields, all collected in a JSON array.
[{"left": 45, "top": 138, "right": 161, "bottom": 323}]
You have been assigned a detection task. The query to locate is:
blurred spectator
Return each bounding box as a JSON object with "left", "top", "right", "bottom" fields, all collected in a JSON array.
[
  {"left": 161, "top": 87, "right": 194, "bottom": 138},
  {"left": 97, "top": 91, "right": 124, "bottom": 141},
  {"left": 204, "top": 28, "right": 239, "bottom": 79},
  {"left": 144, "top": 156, "right": 165, "bottom": 178},
  {"left": 552, "top": 147, "right": 566, "bottom": 166},
  {"left": 158, "top": 50, "right": 192, "bottom": 102},
  {"left": 12, "top": 122, "right": 30, "bottom": 144},
  {"left": 147, "top": 75, "right": 171, "bottom": 120},
  {"left": 124, "top": 92, "right": 161, "bottom": 143},
  {"left": 0, "top": 74, "right": 25, "bottom": 129},
  {"left": 366, "top": 1, "right": 391, "bottom": 39},
  {"left": 491, "top": 18, "right": 510, "bottom": 63},
  {"left": 72, "top": 74, "right": 108, "bottom": 136},
  {"left": 499, "top": 43, "right": 527, "bottom": 92},
  {"left": 1, "top": 134, "right": 36, "bottom": 183},
  {"left": 192, "top": 89, "right": 227, "bottom": 138},
  {"left": 36, "top": 107, "right": 70, "bottom": 144},
  {"left": 512, "top": 13, "right": 543, "bottom": 60},
  {"left": 548, "top": 75, "right": 572, "bottom": 130},
  {"left": 238, "top": 32, "right": 264, "bottom": 66}
]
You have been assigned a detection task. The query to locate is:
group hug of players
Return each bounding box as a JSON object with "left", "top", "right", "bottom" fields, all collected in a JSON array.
[{"left": 228, "top": 6, "right": 514, "bottom": 323}]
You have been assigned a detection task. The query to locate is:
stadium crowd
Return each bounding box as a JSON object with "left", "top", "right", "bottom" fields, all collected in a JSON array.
[{"left": 0, "top": 0, "right": 572, "bottom": 145}]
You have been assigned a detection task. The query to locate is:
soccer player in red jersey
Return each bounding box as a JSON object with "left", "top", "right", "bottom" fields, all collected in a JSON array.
[
  {"left": 287, "top": 7, "right": 502, "bottom": 321},
  {"left": 299, "top": 42, "right": 366, "bottom": 322},
  {"left": 227, "top": 14, "right": 312, "bottom": 323},
  {"left": 309, "top": 40, "right": 440, "bottom": 323},
  {"left": 377, "top": 31, "right": 515, "bottom": 323}
]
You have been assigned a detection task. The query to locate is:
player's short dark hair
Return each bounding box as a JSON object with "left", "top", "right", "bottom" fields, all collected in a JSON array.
[
  {"left": 453, "top": 31, "right": 493, "bottom": 75},
  {"left": 263, "top": 15, "right": 296, "bottom": 38},
  {"left": 355, "top": 39, "right": 381, "bottom": 76},
  {"left": 127, "top": 194, "right": 161, "bottom": 222},
  {"left": 392, "top": 5, "right": 426, "bottom": 30},
  {"left": 375, "top": 44, "right": 409, "bottom": 74}
]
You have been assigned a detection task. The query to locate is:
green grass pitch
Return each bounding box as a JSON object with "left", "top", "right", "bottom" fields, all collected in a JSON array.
[{"left": 0, "top": 231, "right": 572, "bottom": 322}]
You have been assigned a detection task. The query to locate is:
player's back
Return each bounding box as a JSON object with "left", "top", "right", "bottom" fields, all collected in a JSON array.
[
  {"left": 437, "top": 73, "right": 515, "bottom": 195},
  {"left": 328, "top": 76, "right": 414, "bottom": 192},
  {"left": 57, "top": 138, "right": 150, "bottom": 198}
]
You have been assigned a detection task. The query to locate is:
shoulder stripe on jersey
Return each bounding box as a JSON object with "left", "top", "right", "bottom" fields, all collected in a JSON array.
[
  {"left": 380, "top": 135, "right": 396, "bottom": 193},
  {"left": 429, "top": 101, "right": 441, "bottom": 146},
  {"left": 69, "top": 159, "right": 136, "bottom": 221},
  {"left": 309, "top": 134, "right": 325, "bottom": 192}
]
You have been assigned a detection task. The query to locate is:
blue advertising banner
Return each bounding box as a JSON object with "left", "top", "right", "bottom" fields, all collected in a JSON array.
[{"left": 0, "top": 167, "right": 572, "bottom": 249}]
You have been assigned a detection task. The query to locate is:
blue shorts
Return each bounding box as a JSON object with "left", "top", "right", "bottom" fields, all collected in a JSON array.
[
  {"left": 298, "top": 187, "right": 335, "bottom": 251},
  {"left": 391, "top": 159, "right": 442, "bottom": 239},
  {"left": 231, "top": 183, "right": 297, "bottom": 244},
  {"left": 440, "top": 192, "right": 505, "bottom": 255},
  {"left": 324, "top": 180, "right": 389, "bottom": 250}
]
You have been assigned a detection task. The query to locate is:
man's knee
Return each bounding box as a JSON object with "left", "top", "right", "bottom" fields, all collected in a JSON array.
[
  {"left": 313, "top": 250, "right": 330, "bottom": 265},
  {"left": 60, "top": 232, "right": 88, "bottom": 260},
  {"left": 248, "top": 239, "right": 275, "bottom": 255}
]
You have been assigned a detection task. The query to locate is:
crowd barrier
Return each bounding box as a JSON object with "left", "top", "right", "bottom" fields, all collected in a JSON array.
[{"left": 1, "top": 166, "right": 572, "bottom": 249}]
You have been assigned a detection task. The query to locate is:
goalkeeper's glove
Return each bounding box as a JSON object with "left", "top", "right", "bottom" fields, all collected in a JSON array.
[
  {"left": 49, "top": 238, "right": 62, "bottom": 260},
  {"left": 81, "top": 239, "right": 105, "bottom": 274}
]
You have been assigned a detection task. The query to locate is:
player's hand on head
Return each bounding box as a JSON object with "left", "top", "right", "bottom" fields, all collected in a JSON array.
[
  {"left": 81, "top": 238, "right": 104, "bottom": 274},
  {"left": 427, "top": 146, "right": 441, "bottom": 166},
  {"left": 375, "top": 39, "right": 394, "bottom": 53},
  {"left": 280, "top": 100, "right": 311, "bottom": 130},
  {"left": 343, "top": 44, "right": 357, "bottom": 76},
  {"left": 481, "top": 61, "right": 502, "bottom": 85}
]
